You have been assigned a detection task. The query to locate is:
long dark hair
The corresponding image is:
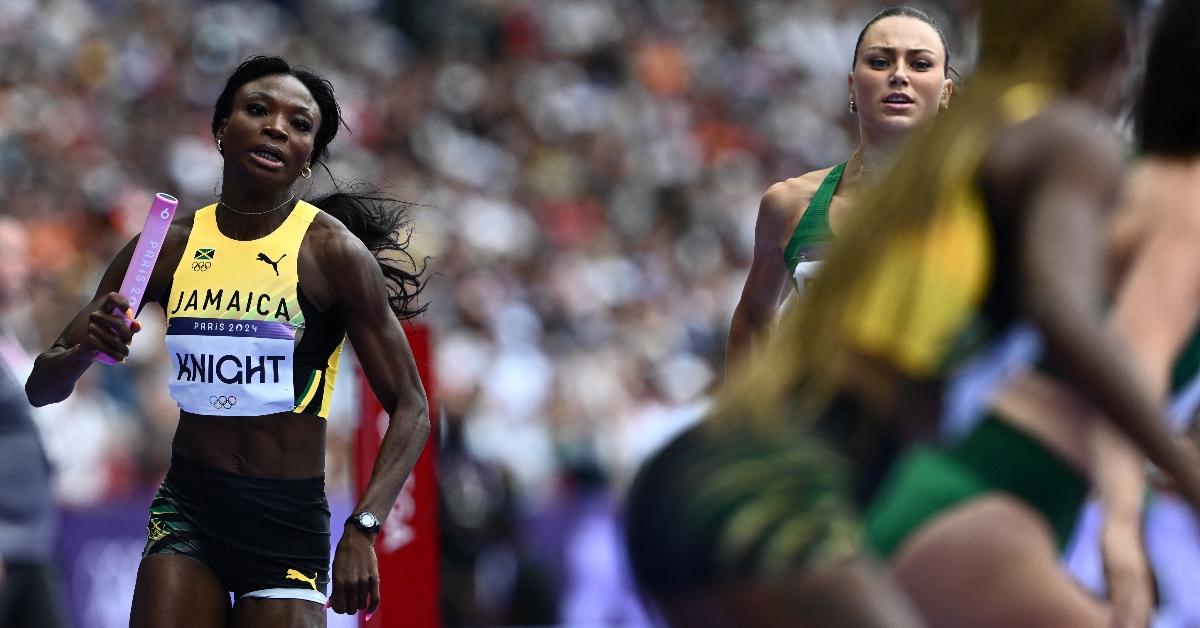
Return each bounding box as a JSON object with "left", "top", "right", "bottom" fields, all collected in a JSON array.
[
  {"left": 213, "top": 56, "right": 427, "bottom": 320},
  {"left": 1137, "top": 0, "right": 1200, "bottom": 156}
]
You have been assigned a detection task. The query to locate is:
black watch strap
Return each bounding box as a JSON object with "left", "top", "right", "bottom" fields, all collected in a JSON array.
[{"left": 347, "top": 511, "right": 381, "bottom": 533}]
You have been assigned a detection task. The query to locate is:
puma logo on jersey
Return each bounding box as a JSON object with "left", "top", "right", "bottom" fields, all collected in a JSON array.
[
  {"left": 257, "top": 252, "right": 286, "bottom": 276},
  {"left": 285, "top": 568, "right": 319, "bottom": 591}
]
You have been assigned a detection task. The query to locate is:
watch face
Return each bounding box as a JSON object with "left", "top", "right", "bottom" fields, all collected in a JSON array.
[{"left": 358, "top": 512, "right": 379, "bottom": 529}]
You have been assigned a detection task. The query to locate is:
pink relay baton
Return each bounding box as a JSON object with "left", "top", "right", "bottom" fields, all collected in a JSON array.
[{"left": 97, "top": 193, "right": 178, "bottom": 365}]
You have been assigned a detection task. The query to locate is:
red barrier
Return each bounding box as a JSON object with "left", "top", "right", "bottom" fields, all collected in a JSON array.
[{"left": 354, "top": 323, "right": 439, "bottom": 628}]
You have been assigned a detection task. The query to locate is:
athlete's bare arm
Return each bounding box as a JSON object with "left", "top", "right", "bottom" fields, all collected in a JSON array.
[
  {"left": 727, "top": 171, "right": 827, "bottom": 370},
  {"left": 987, "top": 106, "right": 1200, "bottom": 515},
  {"left": 25, "top": 222, "right": 190, "bottom": 407},
  {"left": 1089, "top": 158, "right": 1200, "bottom": 626},
  {"left": 302, "top": 214, "right": 430, "bottom": 617},
  {"left": 1107, "top": 161, "right": 1200, "bottom": 390}
]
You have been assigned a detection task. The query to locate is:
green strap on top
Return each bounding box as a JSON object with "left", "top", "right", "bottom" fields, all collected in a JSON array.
[
  {"left": 783, "top": 162, "right": 845, "bottom": 273},
  {"left": 1172, "top": 330, "right": 1200, "bottom": 393}
]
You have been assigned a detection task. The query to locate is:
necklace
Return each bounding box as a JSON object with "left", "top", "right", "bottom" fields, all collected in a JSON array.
[
  {"left": 217, "top": 195, "right": 296, "bottom": 216},
  {"left": 849, "top": 148, "right": 876, "bottom": 175}
]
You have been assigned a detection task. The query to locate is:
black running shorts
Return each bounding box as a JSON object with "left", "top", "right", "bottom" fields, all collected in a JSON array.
[{"left": 142, "top": 454, "right": 331, "bottom": 602}]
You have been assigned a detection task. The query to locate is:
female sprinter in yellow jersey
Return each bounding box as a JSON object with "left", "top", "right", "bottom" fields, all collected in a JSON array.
[{"left": 26, "top": 57, "right": 428, "bottom": 627}]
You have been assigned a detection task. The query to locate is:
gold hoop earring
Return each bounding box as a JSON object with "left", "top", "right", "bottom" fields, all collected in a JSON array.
[{"left": 301, "top": 165, "right": 312, "bottom": 179}]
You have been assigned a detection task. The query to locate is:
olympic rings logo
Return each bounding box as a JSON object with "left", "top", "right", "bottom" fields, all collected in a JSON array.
[
  {"left": 192, "top": 261, "right": 211, "bottom": 272},
  {"left": 209, "top": 395, "right": 237, "bottom": 410}
]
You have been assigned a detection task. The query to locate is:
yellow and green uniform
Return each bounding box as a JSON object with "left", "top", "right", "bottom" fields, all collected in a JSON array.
[
  {"left": 147, "top": 201, "right": 344, "bottom": 603},
  {"left": 837, "top": 163, "right": 1000, "bottom": 379},
  {"left": 628, "top": 84, "right": 1093, "bottom": 595},
  {"left": 624, "top": 422, "right": 862, "bottom": 596},
  {"left": 861, "top": 84, "right": 1089, "bottom": 557},
  {"left": 165, "top": 201, "right": 345, "bottom": 418}
]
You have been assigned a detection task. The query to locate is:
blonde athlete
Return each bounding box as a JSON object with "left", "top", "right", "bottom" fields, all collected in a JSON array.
[{"left": 727, "top": 6, "right": 953, "bottom": 368}]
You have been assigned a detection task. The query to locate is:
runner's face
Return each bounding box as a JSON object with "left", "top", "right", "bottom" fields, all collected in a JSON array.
[
  {"left": 850, "top": 17, "right": 952, "bottom": 139},
  {"left": 215, "top": 74, "right": 321, "bottom": 187}
]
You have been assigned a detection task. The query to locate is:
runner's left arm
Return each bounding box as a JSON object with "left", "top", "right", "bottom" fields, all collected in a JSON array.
[{"left": 323, "top": 227, "right": 430, "bottom": 617}]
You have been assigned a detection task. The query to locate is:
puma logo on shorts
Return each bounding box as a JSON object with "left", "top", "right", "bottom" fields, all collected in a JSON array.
[{"left": 285, "top": 569, "right": 319, "bottom": 591}]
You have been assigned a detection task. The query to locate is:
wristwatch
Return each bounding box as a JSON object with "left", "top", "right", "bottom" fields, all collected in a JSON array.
[{"left": 347, "top": 511, "right": 382, "bottom": 534}]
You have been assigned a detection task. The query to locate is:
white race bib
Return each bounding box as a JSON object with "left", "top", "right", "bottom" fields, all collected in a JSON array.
[
  {"left": 166, "top": 317, "right": 295, "bottom": 415},
  {"left": 792, "top": 260, "right": 824, "bottom": 297}
]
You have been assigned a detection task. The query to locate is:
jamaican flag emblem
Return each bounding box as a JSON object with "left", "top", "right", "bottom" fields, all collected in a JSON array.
[{"left": 191, "top": 248, "right": 215, "bottom": 271}]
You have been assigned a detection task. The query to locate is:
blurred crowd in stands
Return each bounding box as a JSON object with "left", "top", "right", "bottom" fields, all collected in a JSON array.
[{"left": 0, "top": 0, "right": 970, "bottom": 623}]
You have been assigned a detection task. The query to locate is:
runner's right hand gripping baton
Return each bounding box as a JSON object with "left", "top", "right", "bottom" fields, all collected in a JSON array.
[{"left": 97, "top": 193, "right": 178, "bottom": 365}]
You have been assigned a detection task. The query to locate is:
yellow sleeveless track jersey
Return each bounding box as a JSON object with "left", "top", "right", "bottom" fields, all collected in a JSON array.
[
  {"left": 840, "top": 187, "right": 993, "bottom": 377},
  {"left": 165, "top": 201, "right": 345, "bottom": 418},
  {"left": 839, "top": 83, "right": 1051, "bottom": 379}
]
